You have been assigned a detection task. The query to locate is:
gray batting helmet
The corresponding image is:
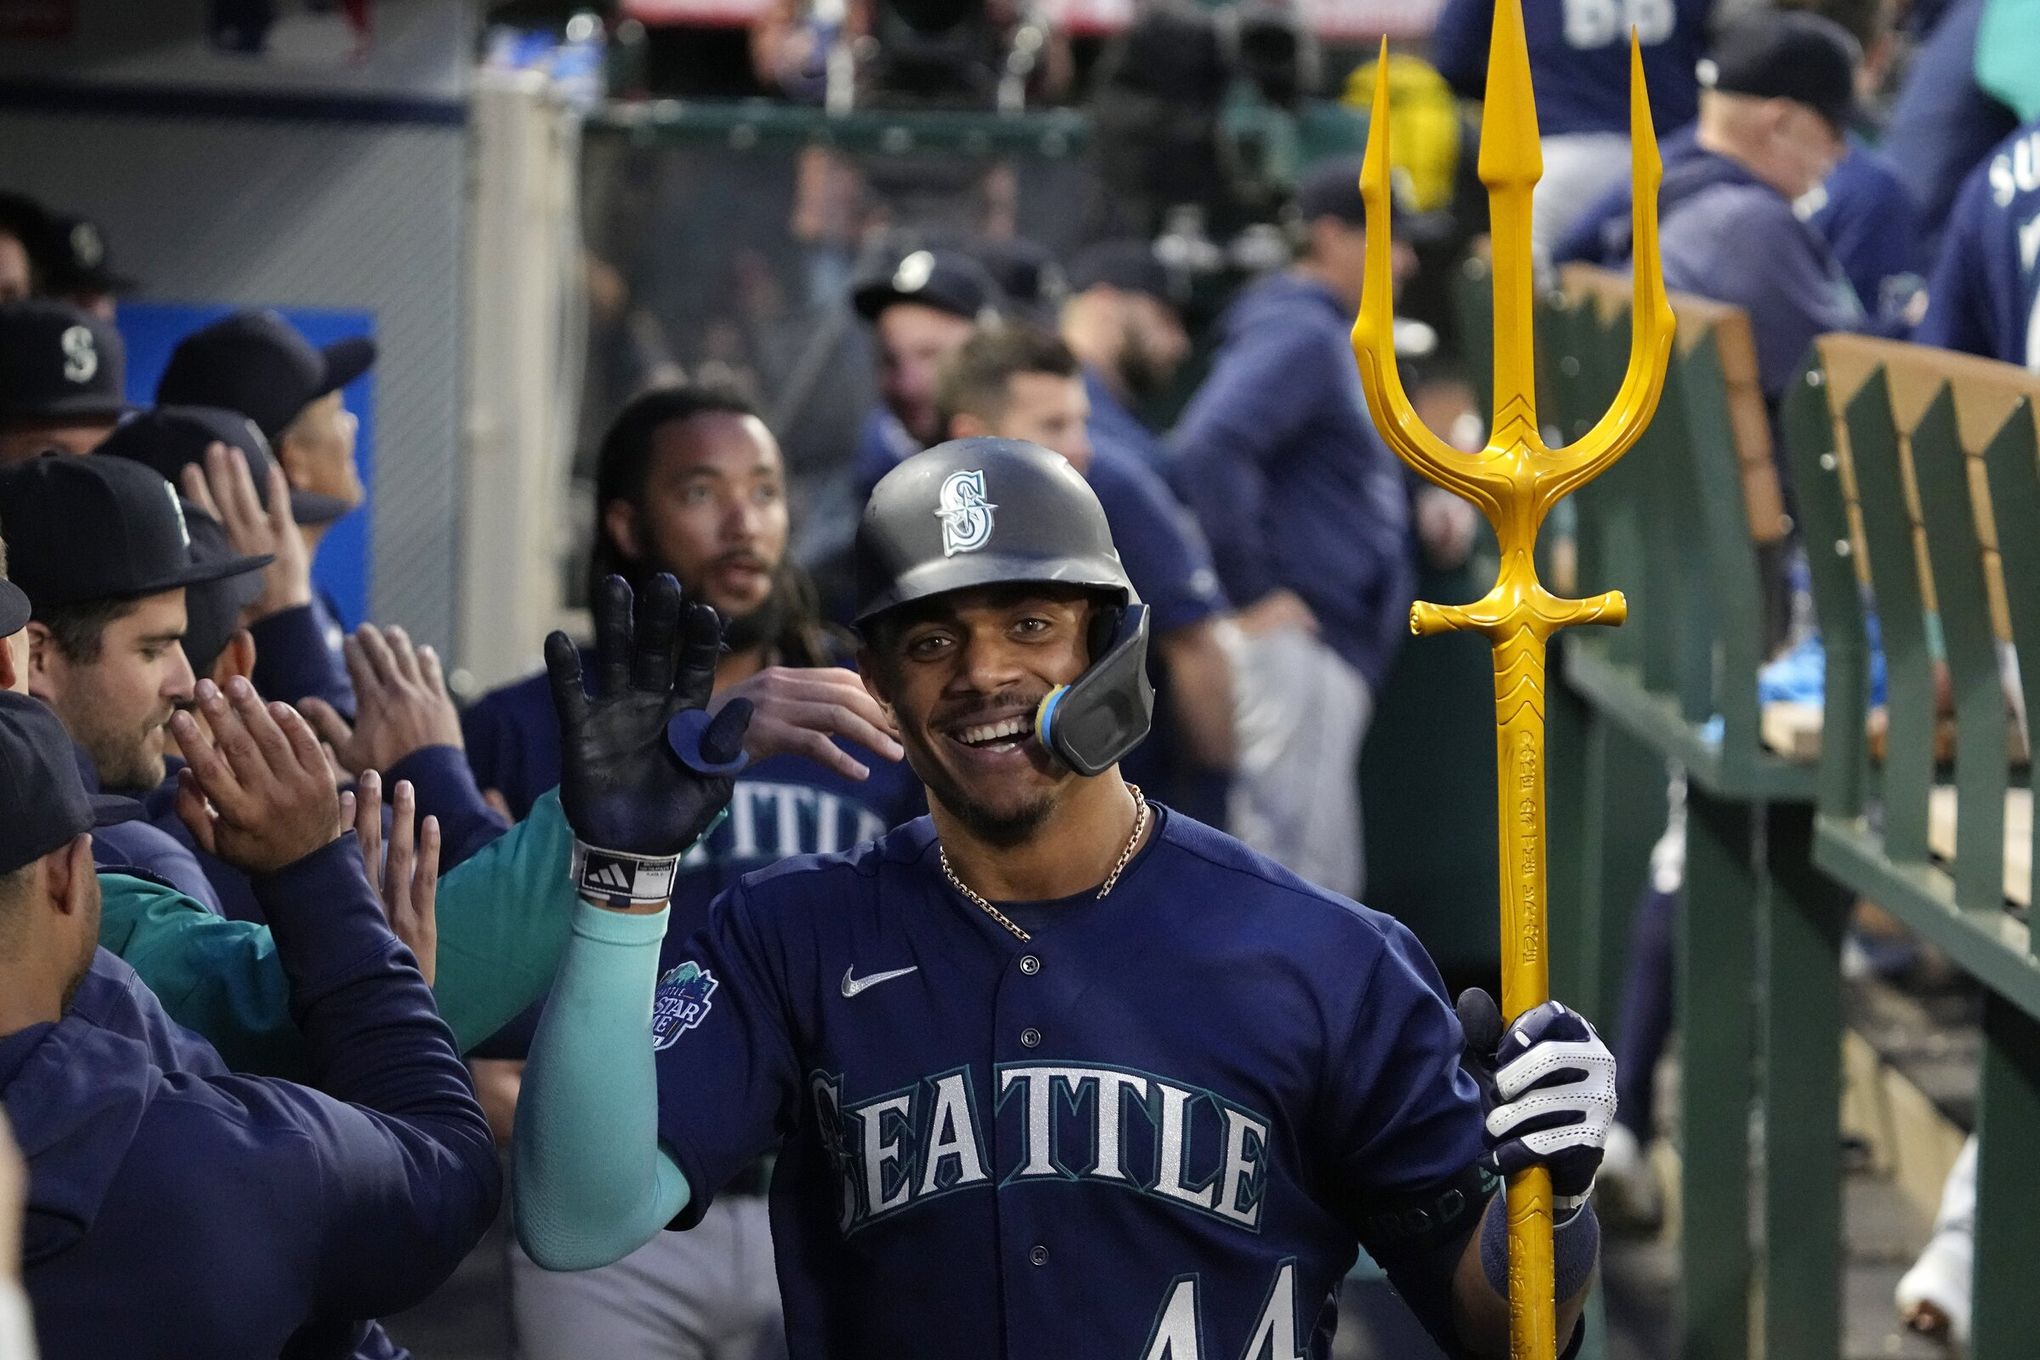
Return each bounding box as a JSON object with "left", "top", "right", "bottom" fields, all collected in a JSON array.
[{"left": 854, "top": 438, "right": 1152, "bottom": 777}]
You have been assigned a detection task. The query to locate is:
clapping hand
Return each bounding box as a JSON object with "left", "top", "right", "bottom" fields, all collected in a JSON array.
[
  {"left": 340, "top": 771, "right": 442, "bottom": 985},
  {"left": 170, "top": 678, "right": 342, "bottom": 874},
  {"left": 301, "top": 624, "right": 463, "bottom": 777},
  {"left": 180, "top": 443, "right": 311, "bottom": 621}
]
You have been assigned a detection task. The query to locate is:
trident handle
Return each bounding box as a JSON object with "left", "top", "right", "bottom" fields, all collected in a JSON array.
[{"left": 1349, "top": 6, "right": 1673, "bottom": 1358}]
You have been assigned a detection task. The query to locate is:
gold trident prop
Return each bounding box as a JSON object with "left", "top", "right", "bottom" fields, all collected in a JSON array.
[{"left": 1350, "top": 4, "right": 1672, "bottom": 1357}]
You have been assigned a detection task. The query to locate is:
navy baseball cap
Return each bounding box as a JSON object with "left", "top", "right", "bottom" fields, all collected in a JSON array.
[
  {"left": 0, "top": 690, "right": 140, "bottom": 875},
  {"left": 969, "top": 237, "right": 1066, "bottom": 321},
  {"left": 852, "top": 248, "right": 1002, "bottom": 324},
  {"left": 42, "top": 213, "right": 137, "bottom": 297},
  {"left": 1067, "top": 239, "right": 1176, "bottom": 303},
  {"left": 0, "top": 192, "right": 53, "bottom": 264},
  {"left": 1293, "top": 155, "right": 1454, "bottom": 244},
  {"left": 1698, "top": 10, "right": 1861, "bottom": 132},
  {"left": 0, "top": 300, "right": 131, "bottom": 426},
  {"left": 0, "top": 454, "right": 270, "bottom": 610},
  {"left": 0, "top": 575, "right": 27, "bottom": 637},
  {"left": 1295, "top": 157, "right": 1368, "bottom": 225},
  {"left": 96, "top": 404, "right": 352, "bottom": 526},
  {"left": 155, "top": 309, "right": 375, "bottom": 442}
]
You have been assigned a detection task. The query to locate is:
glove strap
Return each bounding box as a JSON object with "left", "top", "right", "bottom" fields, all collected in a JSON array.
[{"left": 571, "top": 841, "right": 682, "bottom": 909}]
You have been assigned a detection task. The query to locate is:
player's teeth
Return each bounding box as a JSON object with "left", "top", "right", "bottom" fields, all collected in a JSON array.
[{"left": 960, "top": 717, "right": 1027, "bottom": 745}]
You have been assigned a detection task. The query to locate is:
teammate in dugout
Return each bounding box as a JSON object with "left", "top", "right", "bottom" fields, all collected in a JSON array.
[{"left": 513, "top": 440, "right": 1619, "bottom": 1359}]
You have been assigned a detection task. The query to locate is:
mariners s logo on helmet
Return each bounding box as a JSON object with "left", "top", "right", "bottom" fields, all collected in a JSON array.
[{"left": 935, "top": 468, "right": 996, "bottom": 557}]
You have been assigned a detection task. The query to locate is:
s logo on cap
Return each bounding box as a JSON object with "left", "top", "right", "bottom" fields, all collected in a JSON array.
[
  {"left": 893, "top": 250, "right": 934, "bottom": 294},
  {"left": 163, "top": 482, "right": 191, "bottom": 549},
  {"left": 60, "top": 325, "right": 98, "bottom": 384},
  {"left": 70, "top": 222, "right": 104, "bottom": 268},
  {"left": 936, "top": 468, "right": 996, "bottom": 557}
]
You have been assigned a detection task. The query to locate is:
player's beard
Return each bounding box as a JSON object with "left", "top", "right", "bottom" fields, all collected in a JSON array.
[
  {"left": 929, "top": 775, "right": 1057, "bottom": 848},
  {"left": 717, "top": 570, "right": 790, "bottom": 655}
]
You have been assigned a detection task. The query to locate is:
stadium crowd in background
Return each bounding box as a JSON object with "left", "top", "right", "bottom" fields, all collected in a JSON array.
[{"left": 1, "top": 0, "right": 2037, "bottom": 1353}]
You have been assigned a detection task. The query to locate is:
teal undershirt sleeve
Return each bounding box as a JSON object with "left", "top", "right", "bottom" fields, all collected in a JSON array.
[{"left": 512, "top": 900, "right": 694, "bottom": 1271}]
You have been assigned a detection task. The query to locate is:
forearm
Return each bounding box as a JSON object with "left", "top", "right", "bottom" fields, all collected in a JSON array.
[
  {"left": 248, "top": 603, "right": 354, "bottom": 719},
  {"left": 99, "top": 872, "right": 312, "bottom": 1078},
  {"left": 1450, "top": 1193, "right": 1596, "bottom": 1358},
  {"left": 105, "top": 797, "right": 574, "bottom": 1077},
  {"left": 256, "top": 837, "right": 487, "bottom": 1132},
  {"left": 432, "top": 790, "right": 576, "bottom": 1051},
  {"left": 513, "top": 900, "right": 692, "bottom": 1271},
  {"left": 251, "top": 835, "right": 501, "bottom": 1311},
  {"left": 1169, "top": 450, "right": 1280, "bottom": 605},
  {"left": 385, "top": 743, "right": 513, "bottom": 868},
  {"left": 1158, "top": 623, "right": 1237, "bottom": 769}
]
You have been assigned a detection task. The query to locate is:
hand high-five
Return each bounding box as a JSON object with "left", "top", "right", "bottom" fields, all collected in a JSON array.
[
  {"left": 301, "top": 623, "right": 464, "bottom": 776},
  {"left": 180, "top": 442, "right": 312, "bottom": 621},
  {"left": 549, "top": 574, "right": 750, "bottom": 868},
  {"left": 340, "top": 771, "right": 442, "bottom": 985},
  {"left": 170, "top": 677, "right": 341, "bottom": 874}
]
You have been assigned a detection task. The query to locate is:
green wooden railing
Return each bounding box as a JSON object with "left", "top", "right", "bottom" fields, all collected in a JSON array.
[
  {"left": 1536, "top": 266, "right": 2040, "bottom": 1356},
  {"left": 1781, "top": 336, "right": 2040, "bottom": 1360},
  {"left": 1540, "top": 268, "right": 1852, "bottom": 1360}
]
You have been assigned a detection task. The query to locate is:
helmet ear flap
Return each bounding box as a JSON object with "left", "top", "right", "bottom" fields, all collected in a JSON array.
[
  {"left": 1085, "top": 601, "right": 1125, "bottom": 667},
  {"left": 1036, "top": 602, "right": 1155, "bottom": 777}
]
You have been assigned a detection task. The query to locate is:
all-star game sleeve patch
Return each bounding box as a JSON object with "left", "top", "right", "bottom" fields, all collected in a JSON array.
[{"left": 651, "top": 961, "right": 719, "bottom": 1050}]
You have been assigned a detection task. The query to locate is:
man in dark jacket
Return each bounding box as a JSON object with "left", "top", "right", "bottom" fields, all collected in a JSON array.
[
  {"left": 1169, "top": 158, "right": 1414, "bottom": 896},
  {"left": 0, "top": 683, "right": 500, "bottom": 1359}
]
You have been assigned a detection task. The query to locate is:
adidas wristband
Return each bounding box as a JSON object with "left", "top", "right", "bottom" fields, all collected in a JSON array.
[
  {"left": 571, "top": 809, "right": 729, "bottom": 910},
  {"left": 572, "top": 842, "right": 680, "bottom": 909}
]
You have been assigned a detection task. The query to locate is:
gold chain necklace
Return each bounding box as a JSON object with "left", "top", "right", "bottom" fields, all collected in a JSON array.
[{"left": 938, "top": 784, "right": 1148, "bottom": 943}]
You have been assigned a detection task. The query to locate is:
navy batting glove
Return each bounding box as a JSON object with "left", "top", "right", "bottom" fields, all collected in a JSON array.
[
  {"left": 1456, "top": 989, "right": 1617, "bottom": 1209},
  {"left": 548, "top": 575, "right": 750, "bottom": 905}
]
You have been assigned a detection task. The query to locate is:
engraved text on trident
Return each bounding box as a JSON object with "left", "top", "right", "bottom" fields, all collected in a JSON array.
[{"left": 1348, "top": 2, "right": 1673, "bottom": 1355}]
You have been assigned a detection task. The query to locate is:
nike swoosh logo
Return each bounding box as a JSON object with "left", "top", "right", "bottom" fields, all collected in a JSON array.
[{"left": 841, "top": 965, "right": 918, "bottom": 998}]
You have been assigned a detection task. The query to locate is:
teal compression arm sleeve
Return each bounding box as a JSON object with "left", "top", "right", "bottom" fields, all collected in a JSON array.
[{"left": 512, "top": 901, "right": 693, "bottom": 1271}]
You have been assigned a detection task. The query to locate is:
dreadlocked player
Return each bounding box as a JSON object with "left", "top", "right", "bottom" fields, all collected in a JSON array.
[{"left": 512, "top": 439, "right": 1620, "bottom": 1359}]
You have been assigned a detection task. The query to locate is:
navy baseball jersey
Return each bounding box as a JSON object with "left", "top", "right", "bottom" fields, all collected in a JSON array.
[
  {"left": 1429, "top": 0, "right": 1712, "bottom": 137},
  {"left": 1915, "top": 119, "right": 2040, "bottom": 368},
  {"left": 649, "top": 809, "right": 1488, "bottom": 1358}
]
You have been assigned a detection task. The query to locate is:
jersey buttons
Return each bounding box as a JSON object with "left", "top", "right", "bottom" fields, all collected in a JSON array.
[
  {"left": 1020, "top": 1027, "right": 1042, "bottom": 1048},
  {"left": 1019, "top": 955, "right": 1041, "bottom": 975},
  {"left": 1029, "top": 1245, "right": 1049, "bottom": 1267}
]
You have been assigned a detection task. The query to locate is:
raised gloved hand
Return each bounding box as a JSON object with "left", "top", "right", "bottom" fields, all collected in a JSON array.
[
  {"left": 548, "top": 574, "right": 751, "bottom": 910},
  {"left": 1456, "top": 989, "right": 1617, "bottom": 1211}
]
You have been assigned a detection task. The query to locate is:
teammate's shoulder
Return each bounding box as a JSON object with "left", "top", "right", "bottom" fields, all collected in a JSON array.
[
  {"left": 734, "top": 816, "right": 938, "bottom": 898},
  {"left": 1153, "top": 811, "right": 1410, "bottom": 944}
]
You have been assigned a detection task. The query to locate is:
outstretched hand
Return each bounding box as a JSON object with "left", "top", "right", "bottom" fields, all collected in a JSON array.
[
  {"left": 170, "top": 677, "right": 341, "bottom": 874},
  {"left": 302, "top": 623, "right": 464, "bottom": 776},
  {"left": 549, "top": 574, "right": 750, "bottom": 861},
  {"left": 342, "top": 771, "right": 442, "bottom": 985},
  {"left": 180, "top": 443, "right": 311, "bottom": 621}
]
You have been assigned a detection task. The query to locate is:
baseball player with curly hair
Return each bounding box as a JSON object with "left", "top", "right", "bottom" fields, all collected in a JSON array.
[{"left": 512, "top": 439, "right": 1618, "bottom": 1359}]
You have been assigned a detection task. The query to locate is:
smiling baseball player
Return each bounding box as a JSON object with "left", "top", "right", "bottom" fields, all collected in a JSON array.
[{"left": 513, "top": 438, "right": 1617, "bottom": 1359}]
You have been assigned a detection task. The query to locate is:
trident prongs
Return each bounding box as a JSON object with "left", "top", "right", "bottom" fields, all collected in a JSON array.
[
  {"left": 1350, "top": 22, "right": 1674, "bottom": 637},
  {"left": 1346, "top": 6, "right": 1674, "bottom": 1359}
]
